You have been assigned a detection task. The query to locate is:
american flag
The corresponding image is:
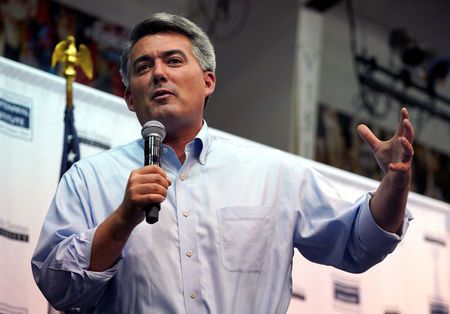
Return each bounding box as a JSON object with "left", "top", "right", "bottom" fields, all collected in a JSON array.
[{"left": 59, "top": 106, "right": 80, "bottom": 178}]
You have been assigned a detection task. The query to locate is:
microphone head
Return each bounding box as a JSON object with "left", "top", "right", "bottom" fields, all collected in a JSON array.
[{"left": 141, "top": 120, "right": 166, "bottom": 141}]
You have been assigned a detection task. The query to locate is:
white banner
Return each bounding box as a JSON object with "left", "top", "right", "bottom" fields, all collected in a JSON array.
[
  {"left": 1, "top": 56, "right": 449, "bottom": 313},
  {"left": 0, "top": 57, "right": 140, "bottom": 313}
]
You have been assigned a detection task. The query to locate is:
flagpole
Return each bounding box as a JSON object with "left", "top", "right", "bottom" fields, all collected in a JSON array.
[
  {"left": 66, "top": 74, "right": 74, "bottom": 109},
  {"left": 51, "top": 35, "right": 93, "bottom": 178}
]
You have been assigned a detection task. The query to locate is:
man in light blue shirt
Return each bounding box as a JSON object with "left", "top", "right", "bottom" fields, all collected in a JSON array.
[{"left": 32, "top": 13, "right": 415, "bottom": 313}]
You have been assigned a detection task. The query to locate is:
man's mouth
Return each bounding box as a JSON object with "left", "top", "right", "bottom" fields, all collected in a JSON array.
[{"left": 152, "top": 89, "right": 174, "bottom": 100}]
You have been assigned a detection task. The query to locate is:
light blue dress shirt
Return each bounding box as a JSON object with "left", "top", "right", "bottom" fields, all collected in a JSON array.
[{"left": 32, "top": 122, "right": 410, "bottom": 314}]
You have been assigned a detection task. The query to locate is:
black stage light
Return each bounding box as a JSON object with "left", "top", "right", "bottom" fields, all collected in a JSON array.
[{"left": 389, "top": 28, "right": 427, "bottom": 66}]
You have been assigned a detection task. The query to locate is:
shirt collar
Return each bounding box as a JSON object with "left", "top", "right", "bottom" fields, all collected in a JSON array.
[
  {"left": 139, "top": 120, "right": 210, "bottom": 165},
  {"left": 193, "top": 120, "right": 210, "bottom": 165}
]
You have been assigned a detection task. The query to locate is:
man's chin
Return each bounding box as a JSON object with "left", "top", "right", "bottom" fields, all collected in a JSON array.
[{"left": 146, "top": 108, "right": 179, "bottom": 124}]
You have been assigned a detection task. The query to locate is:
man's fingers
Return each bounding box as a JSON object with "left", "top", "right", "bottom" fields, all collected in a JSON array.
[
  {"left": 401, "top": 137, "right": 414, "bottom": 161},
  {"left": 401, "top": 107, "right": 409, "bottom": 121},
  {"left": 394, "top": 107, "right": 408, "bottom": 137},
  {"left": 132, "top": 193, "right": 166, "bottom": 205},
  {"left": 130, "top": 167, "right": 171, "bottom": 188},
  {"left": 357, "top": 124, "right": 379, "bottom": 150},
  {"left": 128, "top": 183, "right": 168, "bottom": 206},
  {"left": 402, "top": 118, "right": 414, "bottom": 143},
  {"left": 129, "top": 173, "right": 170, "bottom": 189},
  {"left": 387, "top": 136, "right": 413, "bottom": 172},
  {"left": 140, "top": 165, "right": 172, "bottom": 186},
  {"left": 133, "top": 183, "right": 168, "bottom": 197},
  {"left": 125, "top": 166, "right": 172, "bottom": 212},
  {"left": 140, "top": 164, "right": 167, "bottom": 176},
  {"left": 166, "top": 174, "right": 172, "bottom": 186},
  {"left": 388, "top": 162, "right": 410, "bottom": 173}
]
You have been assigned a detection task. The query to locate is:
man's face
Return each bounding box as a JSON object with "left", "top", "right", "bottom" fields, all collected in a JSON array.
[{"left": 125, "top": 32, "right": 216, "bottom": 136}]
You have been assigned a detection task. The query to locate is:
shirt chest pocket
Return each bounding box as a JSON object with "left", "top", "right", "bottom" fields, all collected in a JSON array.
[{"left": 217, "top": 205, "right": 274, "bottom": 273}]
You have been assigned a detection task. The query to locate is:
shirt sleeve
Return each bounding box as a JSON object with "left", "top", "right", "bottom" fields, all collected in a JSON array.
[
  {"left": 31, "top": 164, "right": 122, "bottom": 310},
  {"left": 356, "top": 192, "right": 412, "bottom": 255},
  {"left": 292, "top": 166, "right": 413, "bottom": 274}
]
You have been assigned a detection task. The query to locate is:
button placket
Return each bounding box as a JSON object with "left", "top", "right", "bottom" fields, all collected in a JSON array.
[{"left": 175, "top": 164, "right": 203, "bottom": 312}]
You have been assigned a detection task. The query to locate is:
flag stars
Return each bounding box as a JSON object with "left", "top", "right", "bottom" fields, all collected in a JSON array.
[{"left": 67, "top": 150, "right": 78, "bottom": 163}]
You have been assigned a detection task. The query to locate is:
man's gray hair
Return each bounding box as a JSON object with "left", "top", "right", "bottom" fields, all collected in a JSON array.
[{"left": 119, "top": 12, "right": 216, "bottom": 89}]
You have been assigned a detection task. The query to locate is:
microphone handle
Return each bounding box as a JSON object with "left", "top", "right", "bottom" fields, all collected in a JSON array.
[
  {"left": 144, "top": 136, "right": 162, "bottom": 224},
  {"left": 145, "top": 203, "right": 161, "bottom": 224}
]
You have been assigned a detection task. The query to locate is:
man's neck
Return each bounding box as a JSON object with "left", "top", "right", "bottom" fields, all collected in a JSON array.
[
  {"left": 164, "top": 124, "right": 202, "bottom": 164},
  {"left": 166, "top": 139, "right": 188, "bottom": 164}
]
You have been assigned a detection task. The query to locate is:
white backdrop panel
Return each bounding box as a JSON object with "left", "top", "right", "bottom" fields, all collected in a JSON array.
[
  {"left": 1, "top": 57, "right": 449, "bottom": 314},
  {"left": 0, "top": 57, "right": 140, "bottom": 313}
]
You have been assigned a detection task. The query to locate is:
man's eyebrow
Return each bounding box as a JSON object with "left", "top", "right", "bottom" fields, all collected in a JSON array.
[{"left": 161, "top": 49, "right": 188, "bottom": 59}]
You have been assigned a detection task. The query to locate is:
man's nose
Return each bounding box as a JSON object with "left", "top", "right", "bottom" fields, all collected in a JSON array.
[{"left": 152, "top": 60, "right": 168, "bottom": 84}]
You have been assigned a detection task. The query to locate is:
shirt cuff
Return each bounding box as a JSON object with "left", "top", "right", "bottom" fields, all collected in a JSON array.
[
  {"left": 62, "top": 226, "right": 123, "bottom": 278},
  {"left": 356, "top": 193, "right": 413, "bottom": 256}
]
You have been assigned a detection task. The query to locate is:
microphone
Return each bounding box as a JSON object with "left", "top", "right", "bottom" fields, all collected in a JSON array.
[{"left": 141, "top": 120, "right": 166, "bottom": 224}]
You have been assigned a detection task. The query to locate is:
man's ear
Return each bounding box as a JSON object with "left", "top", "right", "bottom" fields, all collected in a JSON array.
[
  {"left": 124, "top": 88, "right": 135, "bottom": 112},
  {"left": 204, "top": 71, "right": 216, "bottom": 97}
]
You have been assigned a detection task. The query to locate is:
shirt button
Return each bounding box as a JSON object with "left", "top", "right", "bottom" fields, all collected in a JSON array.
[
  {"left": 179, "top": 174, "right": 186, "bottom": 181},
  {"left": 162, "top": 147, "right": 168, "bottom": 154},
  {"left": 190, "top": 292, "right": 197, "bottom": 299},
  {"left": 183, "top": 211, "right": 190, "bottom": 217},
  {"left": 186, "top": 250, "right": 193, "bottom": 257}
]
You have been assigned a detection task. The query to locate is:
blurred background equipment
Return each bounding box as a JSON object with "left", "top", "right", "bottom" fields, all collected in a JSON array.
[{"left": 350, "top": 14, "right": 450, "bottom": 124}]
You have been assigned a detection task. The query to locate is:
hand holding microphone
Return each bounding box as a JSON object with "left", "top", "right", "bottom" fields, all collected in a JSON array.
[
  {"left": 119, "top": 121, "right": 168, "bottom": 226},
  {"left": 141, "top": 120, "right": 167, "bottom": 224}
]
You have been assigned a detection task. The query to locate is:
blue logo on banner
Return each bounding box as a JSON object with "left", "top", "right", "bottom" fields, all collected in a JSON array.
[
  {"left": 430, "top": 302, "right": 449, "bottom": 314},
  {"left": 0, "top": 89, "right": 33, "bottom": 140},
  {"left": 333, "top": 281, "right": 360, "bottom": 304},
  {"left": 0, "top": 227, "right": 29, "bottom": 242},
  {"left": 0, "top": 219, "right": 29, "bottom": 243},
  {"left": 0, "top": 97, "right": 30, "bottom": 129}
]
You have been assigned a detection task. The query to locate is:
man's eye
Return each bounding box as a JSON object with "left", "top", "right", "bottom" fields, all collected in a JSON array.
[
  {"left": 167, "top": 58, "right": 183, "bottom": 65},
  {"left": 136, "top": 64, "right": 151, "bottom": 73}
]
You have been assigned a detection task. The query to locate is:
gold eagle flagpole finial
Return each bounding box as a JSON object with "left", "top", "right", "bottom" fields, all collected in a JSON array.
[{"left": 51, "top": 35, "right": 93, "bottom": 109}]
